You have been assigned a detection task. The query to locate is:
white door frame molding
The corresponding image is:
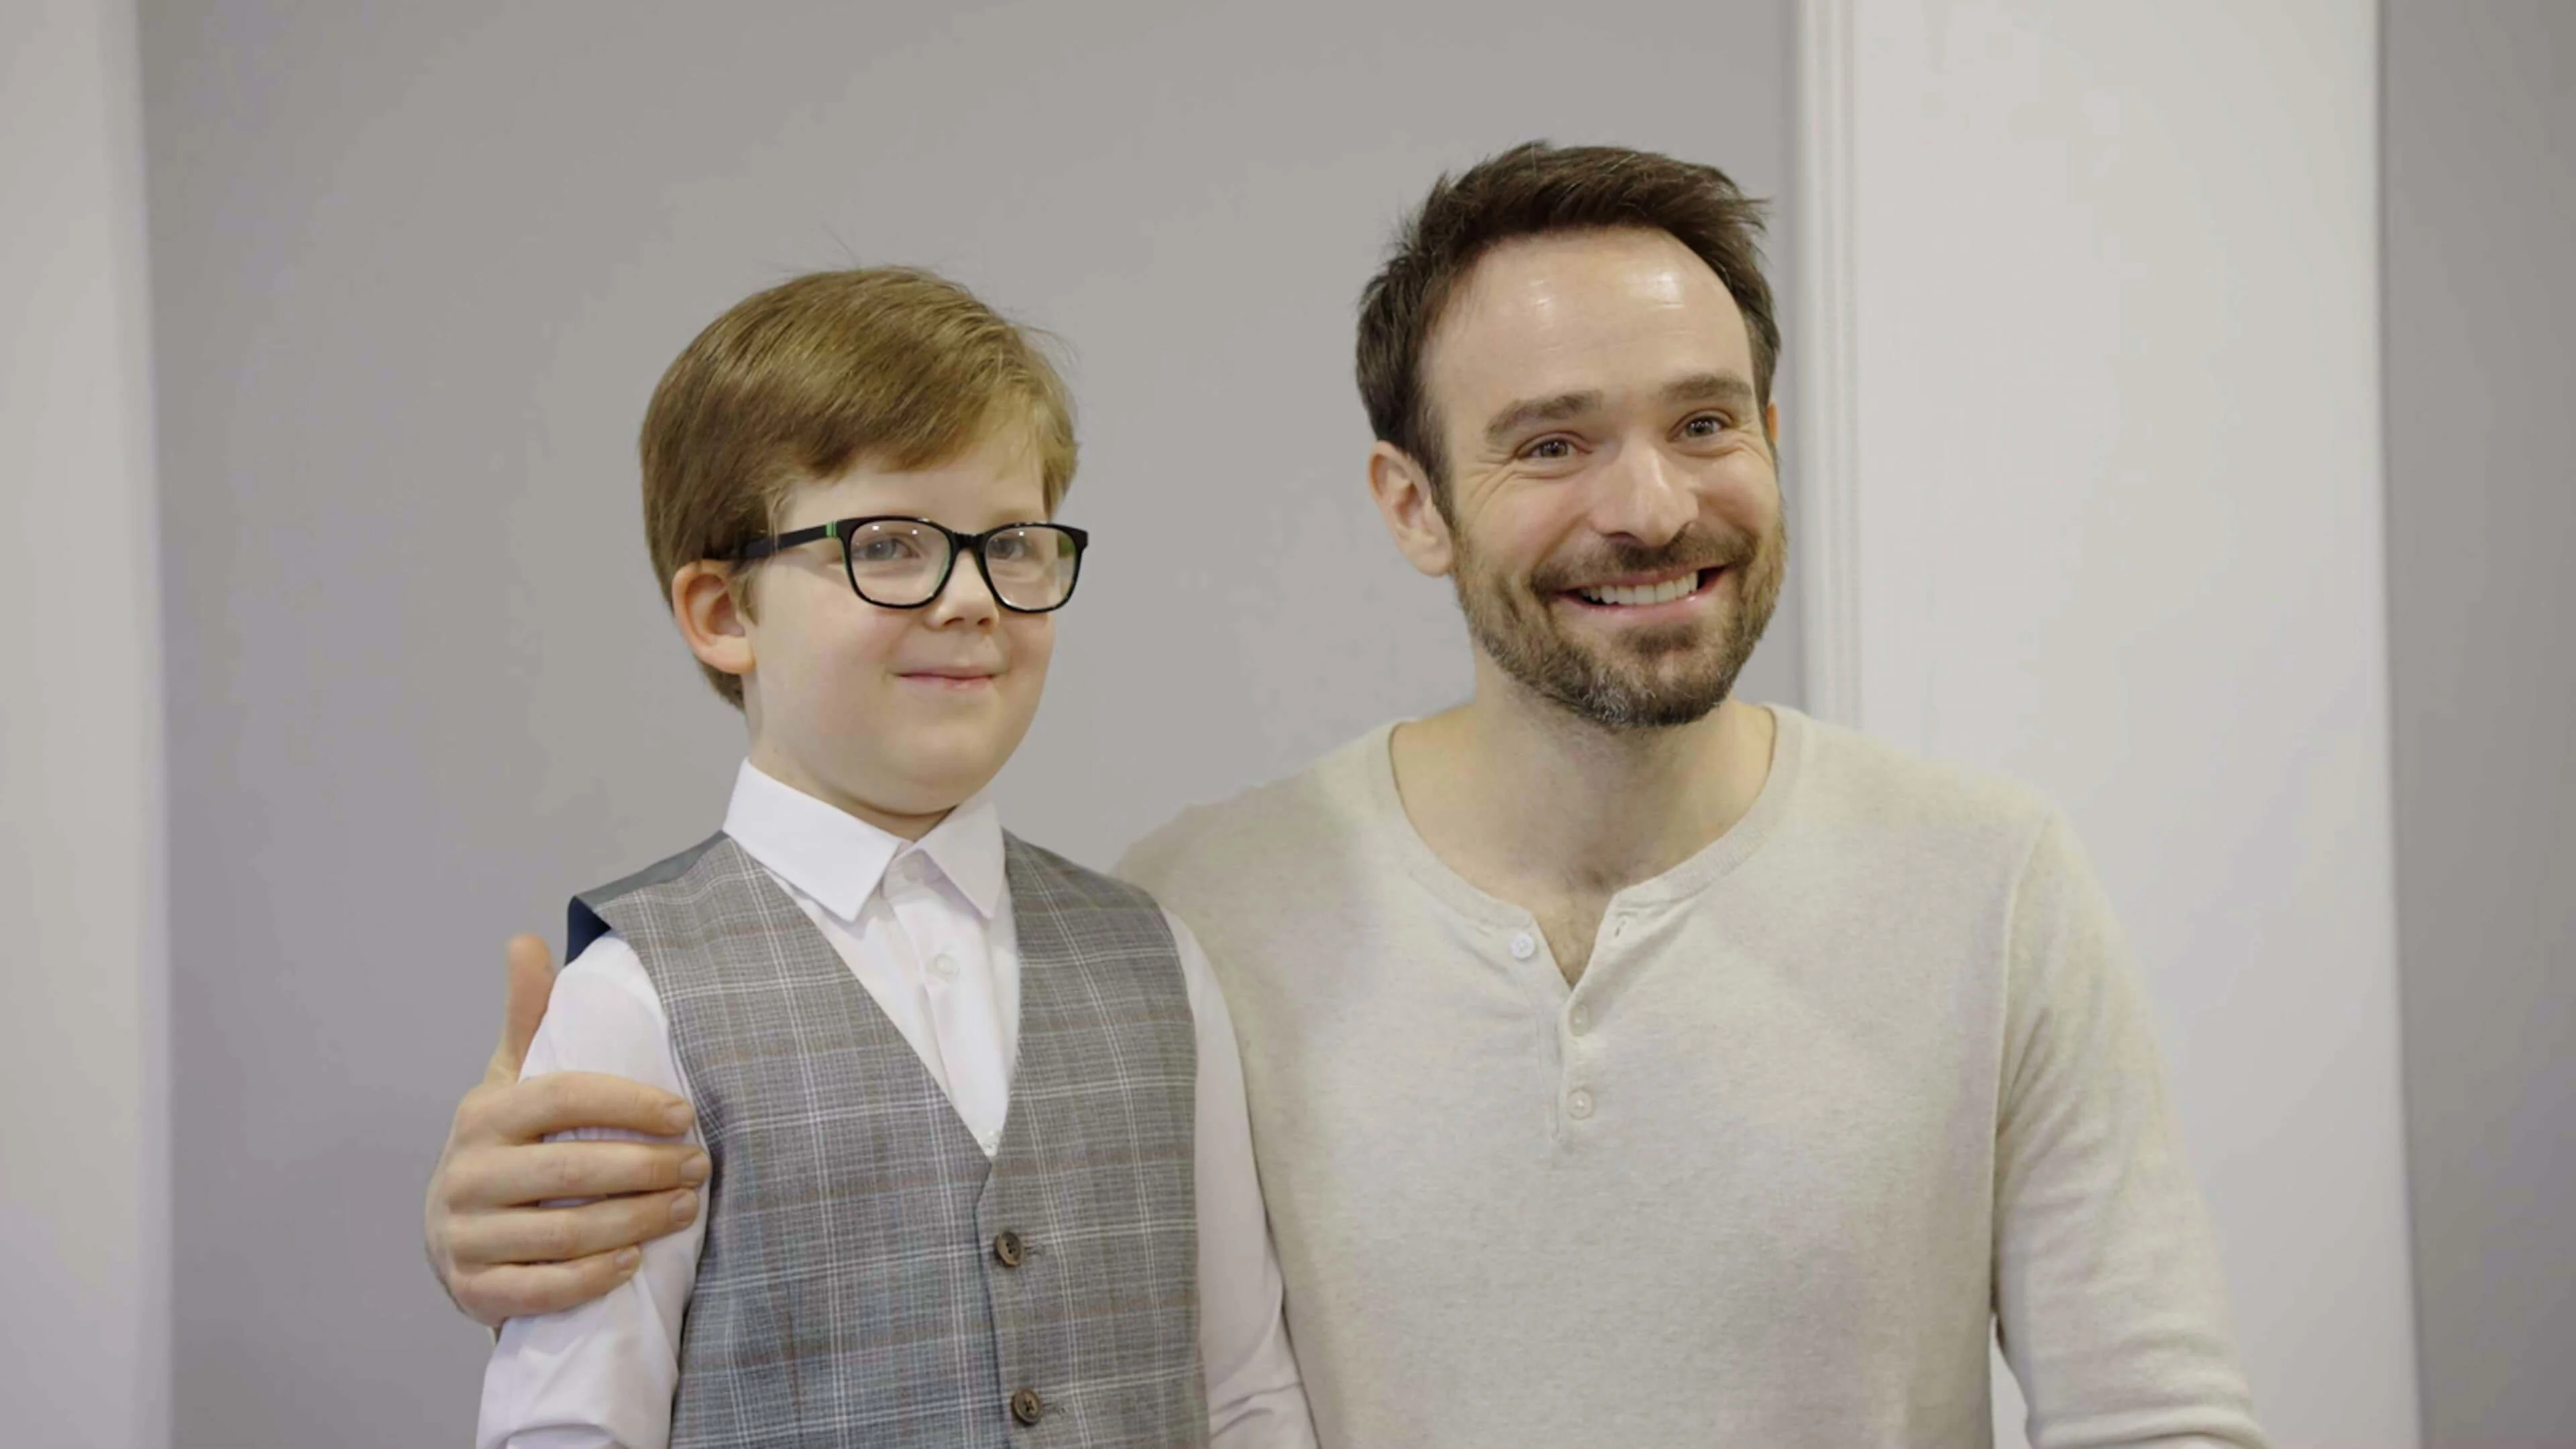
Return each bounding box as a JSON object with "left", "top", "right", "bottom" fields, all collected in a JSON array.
[
  {"left": 1792, "top": 0, "right": 1864, "bottom": 729},
  {"left": 1, "top": 1, "right": 171, "bottom": 1446}
]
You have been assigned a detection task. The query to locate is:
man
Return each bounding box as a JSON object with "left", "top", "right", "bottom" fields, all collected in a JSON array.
[{"left": 428, "top": 142, "right": 2267, "bottom": 1447}]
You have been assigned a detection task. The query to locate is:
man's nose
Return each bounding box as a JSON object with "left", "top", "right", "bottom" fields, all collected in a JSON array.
[{"left": 1587, "top": 443, "right": 1697, "bottom": 546}]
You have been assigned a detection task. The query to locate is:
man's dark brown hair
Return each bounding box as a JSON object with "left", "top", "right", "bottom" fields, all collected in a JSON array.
[{"left": 1355, "top": 141, "right": 1779, "bottom": 511}]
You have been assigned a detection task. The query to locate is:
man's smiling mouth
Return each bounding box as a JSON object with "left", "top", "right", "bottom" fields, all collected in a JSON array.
[{"left": 1568, "top": 568, "right": 1717, "bottom": 607}]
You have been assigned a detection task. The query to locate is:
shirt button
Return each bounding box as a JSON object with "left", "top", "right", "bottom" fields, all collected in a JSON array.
[
  {"left": 1569, "top": 1005, "right": 1591, "bottom": 1034},
  {"left": 1509, "top": 932, "right": 1537, "bottom": 961},
  {"left": 1011, "top": 1388, "right": 1045, "bottom": 1426},
  {"left": 930, "top": 953, "right": 957, "bottom": 981},
  {"left": 1568, "top": 1087, "right": 1595, "bottom": 1120}
]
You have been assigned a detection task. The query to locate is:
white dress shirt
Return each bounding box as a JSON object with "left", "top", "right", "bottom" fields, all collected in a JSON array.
[{"left": 479, "top": 761, "right": 1315, "bottom": 1449}]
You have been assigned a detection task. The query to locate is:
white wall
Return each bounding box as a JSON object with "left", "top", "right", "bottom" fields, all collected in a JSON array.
[
  {"left": 0, "top": 1, "right": 170, "bottom": 1445},
  {"left": 1807, "top": 1, "right": 2418, "bottom": 1444}
]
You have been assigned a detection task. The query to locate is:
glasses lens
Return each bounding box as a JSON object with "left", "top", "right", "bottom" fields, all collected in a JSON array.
[
  {"left": 983, "top": 526, "right": 1081, "bottom": 610},
  {"left": 845, "top": 520, "right": 951, "bottom": 605}
]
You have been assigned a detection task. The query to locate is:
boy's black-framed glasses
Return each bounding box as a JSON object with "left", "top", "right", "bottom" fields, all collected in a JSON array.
[{"left": 724, "top": 517, "right": 1089, "bottom": 614}]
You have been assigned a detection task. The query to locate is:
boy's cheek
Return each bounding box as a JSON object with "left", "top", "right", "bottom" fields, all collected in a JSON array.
[{"left": 1006, "top": 619, "right": 1057, "bottom": 677}]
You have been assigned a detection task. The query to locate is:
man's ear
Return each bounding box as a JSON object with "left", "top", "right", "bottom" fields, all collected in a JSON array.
[
  {"left": 1764, "top": 400, "right": 1781, "bottom": 451},
  {"left": 1366, "top": 442, "right": 1456, "bottom": 580},
  {"left": 671, "top": 561, "right": 756, "bottom": 683}
]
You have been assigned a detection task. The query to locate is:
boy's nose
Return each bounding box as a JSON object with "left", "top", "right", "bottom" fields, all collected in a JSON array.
[{"left": 924, "top": 553, "right": 1002, "bottom": 625}]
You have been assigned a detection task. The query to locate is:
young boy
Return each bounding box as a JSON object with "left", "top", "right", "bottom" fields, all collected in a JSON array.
[{"left": 477, "top": 269, "right": 1313, "bottom": 1449}]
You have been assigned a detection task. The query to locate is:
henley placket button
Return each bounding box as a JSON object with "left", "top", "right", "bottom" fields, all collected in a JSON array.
[
  {"left": 1568, "top": 1087, "right": 1596, "bottom": 1120},
  {"left": 1509, "top": 932, "right": 1537, "bottom": 961}
]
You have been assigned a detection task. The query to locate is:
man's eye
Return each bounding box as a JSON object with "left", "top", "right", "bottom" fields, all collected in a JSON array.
[
  {"left": 1524, "top": 437, "right": 1576, "bottom": 461},
  {"left": 1681, "top": 413, "right": 1728, "bottom": 438}
]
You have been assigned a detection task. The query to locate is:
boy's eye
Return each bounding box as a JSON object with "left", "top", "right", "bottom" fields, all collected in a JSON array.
[
  {"left": 986, "top": 534, "right": 1030, "bottom": 563},
  {"left": 853, "top": 535, "right": 921, "bottom": 564}
]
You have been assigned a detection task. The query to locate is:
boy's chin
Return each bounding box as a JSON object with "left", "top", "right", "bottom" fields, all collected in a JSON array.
[
  {"left": 829, "top": 770, "right": 997, "bottom": 828},
  {"left": 866, "top": 735, "right": 1022, "bottom": 804}
]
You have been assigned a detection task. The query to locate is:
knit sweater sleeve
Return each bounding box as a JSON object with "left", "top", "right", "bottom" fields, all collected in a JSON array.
[{"left": 1993, "top": 812, "right": 2269, "bottom": 1449}]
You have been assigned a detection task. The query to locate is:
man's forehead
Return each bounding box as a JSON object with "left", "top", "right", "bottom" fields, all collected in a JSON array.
[
  {"left": 1450, "top": 229, "right": 1739, "bottom": 325},
  {"left": 1428, "top": 231, "right": 1754, "bottom": 415}
]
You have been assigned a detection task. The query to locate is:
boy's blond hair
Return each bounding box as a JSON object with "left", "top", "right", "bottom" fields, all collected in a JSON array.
[{"left": 639, "top": 267, "right": 1078, "bottom": 706}]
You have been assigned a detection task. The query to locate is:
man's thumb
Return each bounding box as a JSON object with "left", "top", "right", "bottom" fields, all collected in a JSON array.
[{"left": 488, "top": 933, "right": 557, "bottom": 1084}]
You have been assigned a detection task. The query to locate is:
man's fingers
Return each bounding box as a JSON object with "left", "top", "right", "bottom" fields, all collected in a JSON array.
[
  {"left": 469, "top": 1069, "right": 693, "bottom": 1146},
  {"left": 445, "top": 1134, "right": 708, "bottom": 1212},
  {"left": 451, "top": 1246, "right": 651, "bottom": 1327},
  {"left": 444, "top": 1134, "right": 706, "bottom": 1216},
  {"left": 485, "top": 934, "right": 558, "bottom": 1087},
  {"left": 445, "top": 1188, "right": 701, "bottom": 1275}
]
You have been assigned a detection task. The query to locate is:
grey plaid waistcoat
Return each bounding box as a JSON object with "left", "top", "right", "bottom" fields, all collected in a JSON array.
[{"left": 570, "top": 832, "right": 1208, "bottom": 1448}]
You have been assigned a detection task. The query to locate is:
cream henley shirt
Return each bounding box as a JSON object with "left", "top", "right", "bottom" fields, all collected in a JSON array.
[{"left": 1116, "top": 705, "right": 2265, "bottom": 1448}]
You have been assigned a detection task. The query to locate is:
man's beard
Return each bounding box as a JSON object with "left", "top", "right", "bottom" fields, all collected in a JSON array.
[{"left": 1452, "top": 515, "right": 1787, "bottom": 731}]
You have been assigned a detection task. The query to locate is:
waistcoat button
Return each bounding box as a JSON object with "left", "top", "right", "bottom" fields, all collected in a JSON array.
[
  {"left": 1011, "top": 1387, "right": 1045, "bottom": 1426},
  {"left": 994, "top": 1229, "right": 1026, "bottom": 1269}
]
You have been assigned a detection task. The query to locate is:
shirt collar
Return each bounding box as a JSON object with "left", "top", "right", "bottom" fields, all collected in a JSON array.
[{"left": 722, "top": 760, "right": 1006, "bottom": 922}]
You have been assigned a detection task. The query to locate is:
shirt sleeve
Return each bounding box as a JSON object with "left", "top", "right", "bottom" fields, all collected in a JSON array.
[
  {"left": 476, "top": 933, "right": 705, "bottom": 1449},
  {"left": 1992, "top": 814, "right": 2269, "bottom": 1449},
  {"left": 1166, "top": 909, "right": 1320, "bottom": 1449}
]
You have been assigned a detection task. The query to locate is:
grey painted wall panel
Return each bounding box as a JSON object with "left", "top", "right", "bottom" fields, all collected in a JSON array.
[
  {"left": 136, "top": 4, "right": 1797, "bottom": 1442},
  {"left": 2384, "top": 1, "right": 2576, "bottom": 1442}
]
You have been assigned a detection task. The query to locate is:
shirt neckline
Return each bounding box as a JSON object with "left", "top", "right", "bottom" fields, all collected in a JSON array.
[
  {"left": 720, "top": 760, "right": 1006, "bottom": 923},
  {"left": 1350, "top": 702, "right": 1810, "bottom": 930}
]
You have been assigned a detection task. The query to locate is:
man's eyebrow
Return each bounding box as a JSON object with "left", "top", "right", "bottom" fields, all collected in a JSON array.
[
  {"left": 1483, "top": 390, "right": 1603, "bottom": 447},
  {"left": 1662, "top": 372, "right": 1758, "bottom": 407}
]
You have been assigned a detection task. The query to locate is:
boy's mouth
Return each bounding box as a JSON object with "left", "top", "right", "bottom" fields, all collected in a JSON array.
[{"left": 897, "top": 665, "right": 1001, "bottom": 690}]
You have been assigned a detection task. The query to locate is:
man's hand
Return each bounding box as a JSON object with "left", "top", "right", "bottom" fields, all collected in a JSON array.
[{"left": 424, "top": 934, "right": 710, "bottom": 1326}]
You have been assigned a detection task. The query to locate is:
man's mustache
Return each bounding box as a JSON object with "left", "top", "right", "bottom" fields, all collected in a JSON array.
[{"left": 1529, "top": 527, "right": 1759, "bottom": 594}]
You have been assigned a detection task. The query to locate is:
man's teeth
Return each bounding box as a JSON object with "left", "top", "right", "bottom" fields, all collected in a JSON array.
[{"left": 1577, "top": 572, "right": 1700, "bottom": 607}]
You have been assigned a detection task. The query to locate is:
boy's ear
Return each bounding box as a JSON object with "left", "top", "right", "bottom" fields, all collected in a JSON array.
[
  {"left": 672, "top": 561, "right": 756, "bottom": 683},
  {"left": 1366, "top": 441, "right": 1456, "bottom": 579}
]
